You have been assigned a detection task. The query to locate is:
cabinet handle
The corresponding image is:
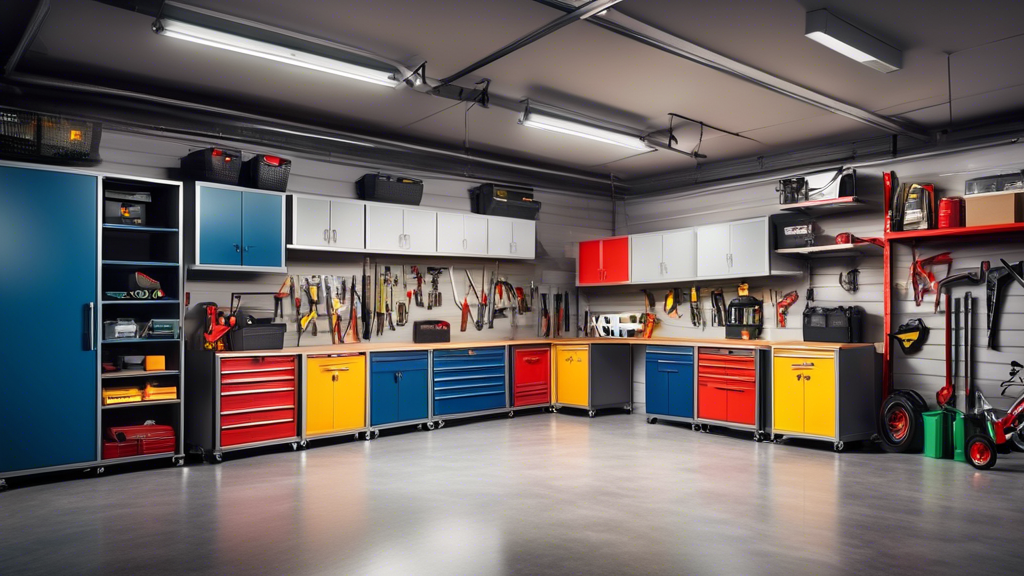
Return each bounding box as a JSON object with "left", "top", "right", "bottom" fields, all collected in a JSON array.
[
  {"left": 233, "top": 243, "right": 241, "bottom": 253},
  {"left": 463, "top": 238, "right": 468, "bottom": 250},
  {"left": 791, "top": 362, "right": 816, "bottom": 368},
  {"left": 321, "top": 365, "right": 351, "bottom": 371},
  {"left": 511, "top": 241, "right": 517, "bottom": 253},
  {"left": 398, "top": 234, "right": 405, "bottom": 249},
  {"left": 244, "top": 245, "right": 253, "bottom": 252},
  {"left": 87, "top": 302, "right": 95, "bottom": 351},
  {"left": 403, "top": 234, "right": 411, "bottom": 249},
  {"left": 332, "top": 230, "right": 338, "bottom": 243},
  {"left": 524, "top": 357, "right": 541, "bottom": 364},
  {"left": 324, "top": 229, "right": 329, "bottom": 242}
]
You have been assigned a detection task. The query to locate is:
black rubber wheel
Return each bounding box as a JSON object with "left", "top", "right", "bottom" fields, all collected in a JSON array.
[
  {"left": 966, "top": 435, "right": 998, "bottom": 470},
  {"left": 879, "top": 395, "right": 921, "bottom": 453}
]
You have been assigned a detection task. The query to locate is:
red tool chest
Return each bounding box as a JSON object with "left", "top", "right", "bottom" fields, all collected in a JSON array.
[
  {"left": 219, "top": 355, "right": 298, "bottom": 448},
  {"left": 697, "top": 348, "right": 757, "bottom": 427},
  {"left": 577, "top": 237, "right": 630, "bottom": 285},
  {"left": 512, "top": 346, "right": 551, "bottom": 408}
]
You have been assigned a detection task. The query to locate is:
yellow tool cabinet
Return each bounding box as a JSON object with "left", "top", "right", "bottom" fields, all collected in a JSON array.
[
  {"left": 771, "top": 344, "right": 878, "bottom": 451},
  {"left": 552, "top": 343, "right": 632, "bottom": 417},
  {"left": 554, "top": 345, "right": 589, "bottom": 407},
  {"left": 306, "top": 354, "right": 366, "bottom": 438}
]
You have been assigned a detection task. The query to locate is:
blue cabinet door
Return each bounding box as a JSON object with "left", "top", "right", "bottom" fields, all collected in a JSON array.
[
  {"left": 645, "top": 361, "right": 669, "bottom": 416},
  {"left": 667, "top": 365, "right": 694, "bottom": 418},
  {"left": 398, "top": 369, "right": 429, "bottom": 422},
  {"left": 370, "top": 371, "right": 400, "bottom": 426},
  {"left": 241, "top": 191, "right": 283, "bottom": 268},
  {"left": 198, "top": 186, "right": 242, "bottom": 266},
  {"left": 1, "top": 166, "right": 97, "bottom": 473}
]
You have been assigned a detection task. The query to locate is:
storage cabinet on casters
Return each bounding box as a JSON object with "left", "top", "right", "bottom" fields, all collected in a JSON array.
[
  {"left": 192, "top": 182, "right": 286, "bottom": 272},
  {"left": 553, "top": 344, "right": 631, "bottom": 417},
  {"left": 184, "top": 352, "right": 301, "bottom": 461},
  {"left": 368, "top": 351, "right": 430, "bottom": 438},
  {"left": 304, "top": 354, "right": 367, "bottom": 442},
  {"left": 432, "top": 347, "right": 508, "bottom": 423},
  {"left": 511, "top": 345, "right": 551, "bottom": 414},
  {"left": 771, "top": 345, "right": 878, "bottom": 451},
  {"left": 695, "top": 347, "right": 772, "bottom": 441},
  {"left": 644, "top": 346, "right": 695, "bottom": 425}
]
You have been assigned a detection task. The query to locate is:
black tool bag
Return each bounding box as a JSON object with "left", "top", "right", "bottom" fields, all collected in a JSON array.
[
  {"left": 470, "top": 183, "right": 541, "bottom": 220},
  {"left": 357, "top": 173, "right": 423, "bottom": 205},
  {"left": 803, "top": 306, "right": 864, "bottom": 343},
  {"left": 725, "top": 296, "right": 763, "bottom": 339},
  {"left": 413, "top": 320, "right": 451, "bottom": 343}
]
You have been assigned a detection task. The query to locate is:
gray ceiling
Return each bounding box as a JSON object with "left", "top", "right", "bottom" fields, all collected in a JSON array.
[{"left": 15, "top": 0, "right": 1024, "bottom": 183}]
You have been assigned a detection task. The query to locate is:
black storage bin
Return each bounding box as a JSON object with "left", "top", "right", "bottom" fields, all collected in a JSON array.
[
  {"left": 228, "top": 323, "right": 286, "bottom": 351},
  {"left": 0, "top": 108, "right": 102, "bottom": 164},
  {"left": 413, "top": 320, "right": 450, "bottom": 343},
  {"left": 241, "top": 154, "right": 291, "bottom": 191},
  {"left": 470, "top": 183, "right": 541, "bottom": 220},
  {"left": 772, "top": 214, "right": 817, "bottom": 249},
  {"left": 803, "top": 306, "right": 864, "bottom": 343},
  {"left": 181, "top": 147, "right": 242, "bottom": 184},
  {"left": 725, "top": 296, "right": 763, "bottom": 339},
  {"left": 357, "top": 173, "right": 423, "bottom": 205}
]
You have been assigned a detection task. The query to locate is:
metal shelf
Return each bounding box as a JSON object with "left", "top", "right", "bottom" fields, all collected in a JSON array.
[
  {"left": 101, "top": 299, "right": 180, "bottom": 305},
  {"left": 101, "top": 338, "right": 180, "bottom": 344},
  {"left": 102, "top": 399, "right": 181, "bottom": 410},
  {"left": 775, "top": 243, "right": 882, "bottom": 258},
  {"left": 99, "top": 451, "right": 176, "bottom": 464},
  {"left": 885, "top": 222, "right": 1024, "bottom": 241},
  {"left": 102, "top": 368, "right": 179, "bottom": 379},
  {"left": 779, "top": 196, "right": 870, "bottom": 216},
  {"left": 102, "top": 260, "right": 179, "bottom": 267},
  {"left": 103, "top": 224, "right": 179, "bottom": 233}
]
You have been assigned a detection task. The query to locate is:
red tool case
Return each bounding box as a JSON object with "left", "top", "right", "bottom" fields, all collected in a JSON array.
[{"left": 103, "top": 424, "right": 177, "bottom": 459}]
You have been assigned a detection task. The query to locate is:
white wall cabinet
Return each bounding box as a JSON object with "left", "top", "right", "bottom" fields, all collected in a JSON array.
[
  {"left": 488, "top": 218, "right": 535, "bottom": 259},
  {"left": 366, "top": 204, "right": 437, "bottom": 253},
  {"left": 695, "top": 217, "right": 769, "bottom": 279},
  {"left": 437, "top": 212, "right": 488, "bottom": 255},
  {"left": 290, "top": 195, "right": 365, "bottom": 251},
  {"left": 631, "top": 228, "right": 696, "bottom": 283}
]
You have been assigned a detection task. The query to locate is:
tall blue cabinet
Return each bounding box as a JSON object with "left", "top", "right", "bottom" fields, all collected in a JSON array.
[
  {"left": 0, "top": 165, "right": 99, "bottom": 476},
  {"left": 645, "top": 346, "right": 695, "bottom": 424},
  {"left": 190, "top": 182, "right": 286, "bottom": 271}
]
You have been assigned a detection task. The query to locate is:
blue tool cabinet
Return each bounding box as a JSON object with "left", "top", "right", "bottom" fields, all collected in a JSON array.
[
  {"left": 432, "top": 347, "right": 507, "bottom": 417},
  {"left": 1, "top": 166, "right": 98, "bottom": 474},
  {"left": 370, "top": 351, "right": 429, "bottom": 427},
  {"left": 195, "top": 183, "right": 285, "bottom": 270},
  {"left": 645, "top": 346, "right": 694, "bottom": 421}
]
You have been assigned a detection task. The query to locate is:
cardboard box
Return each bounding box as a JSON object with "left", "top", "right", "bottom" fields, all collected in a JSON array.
[
  {"left": 965, "top": 190, "right": 1024, "bottom": 227},
  {"left": 145, "top": 355, "right": 166, "bottom": 371}
]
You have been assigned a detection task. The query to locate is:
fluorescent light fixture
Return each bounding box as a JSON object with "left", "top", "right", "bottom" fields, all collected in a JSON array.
[
  {"left": 154, "top": 18, "right": 400, "bottom": 87},
  {"left": 805, "top": 9, "right": 901, "bottom": 73},
  {"left": 519, "top": 101, "right": 651, "bottom": 151}
]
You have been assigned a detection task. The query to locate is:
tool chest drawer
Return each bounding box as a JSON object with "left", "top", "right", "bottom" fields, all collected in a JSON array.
[
  {"left": 222, "top": 420, "right": 297, "bottom": 447},
  {"left": 221, "top": 389, "right": 296, "bottom": 413},
  {"left": 370, "top": 351, "right": 429, "bottom": 373},
  {"left": 512, "top": 346, "right": 551, "bottom": 407},
  {"left": 697, "top": 348, "right": 759, "bottom": 427},
  {"left": 221, "top": 370, "right": 296, "bottom": 386},
  {"left": 645, "top": 346, "right": 694, "bottom": 419},
  {"left": 221, "top": 355, "right": 296, "bottom": 373},
  {"left": 221, "top": 407, "right": 296, "bottom": 428},
  {"left": 432, "top": 347, "right": 506, "bottom": 416}
]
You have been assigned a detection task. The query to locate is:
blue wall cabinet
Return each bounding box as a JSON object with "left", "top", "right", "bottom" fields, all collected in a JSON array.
[
  {"left": 196, "top": 183, "right": 284, "bottom": 270},
  {"left": 1, "top": 166, "right": 98, "bottom": 474},
  {"left": 370, "top": 352, "right": 429, "bottom": 427},
  {"left": 645, "top": 346, "right": 694, "bottom": 420},
  {"left": 432, "top": 347, "right": 506, "bottom": 416}
]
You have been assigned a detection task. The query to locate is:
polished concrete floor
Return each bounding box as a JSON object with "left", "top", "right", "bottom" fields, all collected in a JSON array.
[{"left": 2, "top": 414, "right": 1024, "bottom": 575}]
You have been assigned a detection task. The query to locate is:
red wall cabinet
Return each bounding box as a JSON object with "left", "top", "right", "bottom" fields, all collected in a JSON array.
[
  {"left": 512, "top": 346, "right": 551, "bottom": 408},
  {"left": 577, "top": 237, "right": 630, "bottom": 285}
]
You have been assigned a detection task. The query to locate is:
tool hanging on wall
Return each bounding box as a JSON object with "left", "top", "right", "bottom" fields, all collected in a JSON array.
[
  {"left": 541, "top": 293, "right": 550, "bottom": 337},
  {"left": 298, "top": 276, "right": 321, "bottom": 343},
  {"left": 937, "top": 297, "right": 960, "bottom": 408},
  {"left": 487, "top": 269, "right": 497, "bottom": 329},
  {"left": 426, "top": 267, "right": 444, "bottom": 309},
  {"left": 448, "top": 267, "right": 475, "bottom": 332},
  {"left": 689, "top": 287, "right": 705, "bottom": 330},
  {"left": 909, "top": 250, "right": 952, "bottom": 306},
  {"left": 553, "top": 293, "right": 562, "bottom": 337},
  {"left": 396, "top": 267, "right": 409, "bottom": 327},
  {"left": 564, "top": 290, "right": 571, "bottom": 334},
  {"left": 375, "top": 268, "right": 388, "bottom": 337},
  {"left": 776, "top": 290, "right": 799, "bottom": 328},
  {"left": 710, "top": 289, "right": 726, "bottom": 327},
  {"left": 274, "top": 276, "right": 292, "bottom": 320},
  {"left": 892, "top": 318, "right": 928, "bottom": 354},
  {"left": 411, "top": 265, "right": 425, "bottom": 307},
  {"left": 641, "top": 290, "right": 657, "bottom": 339},
  {"left": 665, "top": 288, "right": 681, "bottom": 318},
  {"left": 466, "top": 269, "right": 485, "bottom": 331},
  {"left": 324, "top": 276, "right": 338, "bottom": 344},
  {"left": 934, "top": 261, "right": 987, "bottom": 313},
  {"left": 529, "top": 282, "right": 537, "bottom": 312},
  {"left": 386, "top": 267, "right": 396, "bottom": 332},
  {"left": 361, "top": 258, "right": 371, "bottom": 341},
  {"left": 839, "top": 268, "right": 860, "bottom": 293},
  {"left": 344, "top": 275, "right": 360, "bottom": 344},
  {"left": 988, "top": 260, "right": 1023, "bottom": 350}
]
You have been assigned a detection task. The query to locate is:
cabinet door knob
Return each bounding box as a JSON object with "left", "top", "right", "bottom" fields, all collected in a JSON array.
[
  {"left": 324, "top": 229, "right": 329, "bottom": 242},
  {"left": 233, "top": 243, "right": 241, "bottom": 253},
  {"left": 333, "top": 230, "right": 338, "bottom": 243}
]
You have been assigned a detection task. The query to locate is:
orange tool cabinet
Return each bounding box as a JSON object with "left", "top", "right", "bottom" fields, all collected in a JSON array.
[
  {"left": 771, "top": 344, "right": 878, "bottom": 451},
  {"left": 695, "top": 346, "right": 772, "bottom": 440},
  {"left": 304, "top": 354, "right": 367, "bottom": 441}
]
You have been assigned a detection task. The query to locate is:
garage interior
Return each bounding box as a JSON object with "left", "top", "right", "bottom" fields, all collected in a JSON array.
[{"left": 3, "top": 1, "right": 1024, "bottom": 574}]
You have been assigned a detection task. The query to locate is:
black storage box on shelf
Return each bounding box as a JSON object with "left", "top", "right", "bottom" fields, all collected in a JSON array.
[
  {"left": 104, "top": 190, "right": 151, "bottom": 226},
  {"left": 777, "top": 167, "right": 855, "bottom": 205},
  {"left": 725, "top": 296, "right": 763, "bottom": 340},
  {"left": 772, "top": 213, "right": 817, "bottom": 249},
  {"left": 0, "top": 108, "right": 102, "bottom": 164},
  {"left": 356, "top": 173, "right": 423, "bottom": 205},
  {"left": 180, "top": 147, "right": 242, "bottom": 184},
  {"left": 241, "top": 154, "right": 291, "bottom": 191},
  {"left": 470, "top": 183, "right": 541, "bottom": 220},
  {"left": 228, "top": 323, "right": 287, "bottom": 351},
  {"left": 964, "top": 171, "right": 1024, "bottom": 196},
  {"left": 803, "top": 306, "right": 864, "bottom": 343},
  {"left": 413, "top": 320, "right": 450, "bottom": 344}
]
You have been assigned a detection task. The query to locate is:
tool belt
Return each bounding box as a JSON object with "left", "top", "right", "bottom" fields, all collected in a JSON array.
[{"left": 803, "top": 306, "right": 864, "bottom": 343}]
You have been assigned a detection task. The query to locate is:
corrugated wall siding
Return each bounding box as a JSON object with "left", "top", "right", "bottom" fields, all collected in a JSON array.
[
  {"left": 95, "top": 130, "right": 612, "bottom": 347},
  {"left": 597, "top": 141, "right": 1024, "bottom": 413}
]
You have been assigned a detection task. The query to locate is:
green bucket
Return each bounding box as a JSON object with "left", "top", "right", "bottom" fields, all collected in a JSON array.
[
  {"left": 922, "top": 410, "right": 952, "bottom": 459},
  {"left": 952, "top": 412, "right": 966, "bottom": 462}
]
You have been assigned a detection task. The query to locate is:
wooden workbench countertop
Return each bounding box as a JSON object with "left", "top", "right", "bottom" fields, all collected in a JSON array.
[{"left": 215, "top": 337, "right": 877, "bottom": 357}]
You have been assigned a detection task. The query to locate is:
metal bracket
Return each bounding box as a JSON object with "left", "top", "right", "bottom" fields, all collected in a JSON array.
[{"left": 430, "top": 78, "right": 490, "bottom": 107}]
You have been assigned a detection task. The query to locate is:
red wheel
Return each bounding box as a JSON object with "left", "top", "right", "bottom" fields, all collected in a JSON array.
[
  {"left": 966, "top": 435, "right": 997, "bottom": 470},
  {"left": 887, "top": 409, "right": 909, "bottom": 441},
  {"left": 879, "top": 395, "right": 920, "bottom": 453}
]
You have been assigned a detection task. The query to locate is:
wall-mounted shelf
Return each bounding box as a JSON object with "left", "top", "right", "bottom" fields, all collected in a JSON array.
[
  {"left": 101, "top": 338, "right": 180, "bottom": 344},
  {"left": 885, "top": 222, "right": 1024, "bottom": 242},
  {"left": 101, "top": 299, "right": 180, "bottom": 305},
  {"left": 103, "top": 224, "right": 179, "bottom": 233},
  {"left": 102, "top": 260, "right": 179, "bottom": 267},
  {"left": 102, "top": 369, "right": 179, "bottom": 379},
  {"left": 779, "top": 196, "right": 869, "bottom": 216},
  {"left": 775, "top": 243, "right": 882, "bottom": 258},
  {"left": 102, "top": 399, "right": 181, "bottom": 410}
]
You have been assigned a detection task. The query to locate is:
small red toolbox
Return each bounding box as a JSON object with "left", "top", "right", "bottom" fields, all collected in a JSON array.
[
  {"left": 140, "top": 437, "right": 176, "bottom": 455},
  {"left": 102, "top": 441, "right": 140, "bottom": 460}
]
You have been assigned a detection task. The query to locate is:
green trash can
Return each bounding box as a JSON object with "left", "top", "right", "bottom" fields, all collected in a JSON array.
[
  {"left": 952, "top": 412, "right": 967, "bottom": 462},
  {"left": 922, "top": 410, "right": 952, "bottom": 459}
]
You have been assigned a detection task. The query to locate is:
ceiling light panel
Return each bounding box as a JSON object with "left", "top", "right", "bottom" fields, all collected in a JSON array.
[
  {"left": 805, "top": 9, "right": 902, "bottom": 73},
  {"left": 519, "top": 102, "right": 651, "bottom": 151}
]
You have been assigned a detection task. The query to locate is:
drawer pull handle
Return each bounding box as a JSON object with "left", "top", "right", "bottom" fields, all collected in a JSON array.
[
  {"left": 320, "top": 365, "right": 351, "bottom": 371},
  {"left": 524, "top": 357, "right": 541, "bottom": 364},
  {"left": 222, "top": 418, "right": 294, "bottom": 430},
  {"left": 221, "top": 405, "right": 295, "bottom": 416},
  {"left": 792, "top": 362, "right": 815, "bottom": 368}
]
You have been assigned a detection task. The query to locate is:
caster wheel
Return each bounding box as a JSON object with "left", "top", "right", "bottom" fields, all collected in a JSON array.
[
  {"left": 417, "top": 424, "right": 423, "bottom": 430},
  {"left": 173, "top": 456, "right": 185, "bottom": 467},
  {"left": 692, "top": 423, "right": 700, "bottom": 432},
  {"left": 834, "top": 441, "right": 845, "bottom": 453},
  {"left": 967, "top": 434, "right": 997, "bottom": 470},
  {"left": 373, "top": 430, "right": 380, "bottom": 439},
  {"left": 214, "top": 453, "right": 223, "bottom": 463},
  {"left": 426, "top": 421, "right": 435, "bottom": 431},
  {"left": 754, "top": 432, "right": 762, "bottom": 442},
  {"left": 0, "top": 479, "right": 7, "bottom": 492},
  {"left": 588, "top": 410, "right": 596, "bottom": 418},
  {"left": 300, "top": 440, "right": 308, "bottom": 449},
  {"left": 96, "top": 467, "right": 105, "bottom": 475},
  {"left": 646, "top": 417, "right": 657, "bottom": 425},
  {"left": 438, "top": 421, "right": 446, "bottom": 429},
  {"left": 364, "top": 431, "right": 373, "bottom": 441},
  {"left": 509, "top": 411, "right": 515, "bottom": 418},
  {"left": 291, "top": 442, "right": 298, "bottom": 451},
  {"left": 355, "top": 433, "right": 361, "bottom": 440}
]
